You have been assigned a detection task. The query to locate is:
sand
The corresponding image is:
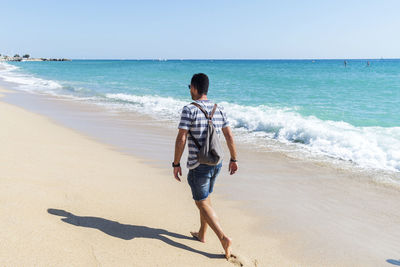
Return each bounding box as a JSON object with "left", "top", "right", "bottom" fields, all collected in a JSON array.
[
  {"left": 1, "top": 85, "right": 400, "bottom": 267},
  {"left": 0, "top": 86, "right": 298, "bottom": 266}
]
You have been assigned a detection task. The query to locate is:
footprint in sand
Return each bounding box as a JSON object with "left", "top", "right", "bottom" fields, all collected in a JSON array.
[
  {"left": 228, "top": 254, "right": 244, "bottom": 266},
  {"left": 227, "top": 253, "right": 258, "bottom": 267}
]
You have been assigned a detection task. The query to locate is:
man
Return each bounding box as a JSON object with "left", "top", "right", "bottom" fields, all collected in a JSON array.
[{"left": 172, "top": 73, "right": 238, "bottom": 259}]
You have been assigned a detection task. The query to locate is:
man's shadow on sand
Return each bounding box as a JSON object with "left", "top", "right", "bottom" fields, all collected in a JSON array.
[
  {"left": 47, "top": 208, "right": 224, "bottom": 259},
  {"left": 387, "top": 259, "right": 400, "bottom": 266}
]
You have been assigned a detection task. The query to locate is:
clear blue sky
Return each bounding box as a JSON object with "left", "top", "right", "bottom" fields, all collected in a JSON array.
[{"left": 1, "top": 0, "right": 399, "bottom": 59}]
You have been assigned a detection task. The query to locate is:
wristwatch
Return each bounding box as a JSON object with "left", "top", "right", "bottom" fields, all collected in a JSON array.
[
  {"left": 230, "top": 158, "right": 237, "bottom": 163},
  {"left": 172, "top": 162, "right": 180, "bottom": 167}
]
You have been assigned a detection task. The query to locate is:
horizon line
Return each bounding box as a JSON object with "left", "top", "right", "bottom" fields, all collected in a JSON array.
[{"left": 68, "top": 57, "right": 400, "bottom": 61}]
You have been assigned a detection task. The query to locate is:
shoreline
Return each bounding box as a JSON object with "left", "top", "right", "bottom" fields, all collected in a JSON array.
[
  {"left": 1, "top": 82, "right": 400, "bottom": 265},
  {"left": 1, "top": 61, "right": 399, "bottom": 184}
]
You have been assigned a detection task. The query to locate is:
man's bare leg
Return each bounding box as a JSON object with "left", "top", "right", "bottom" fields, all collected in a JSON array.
[
  {"left": 191, "top": 210, "right": 207, "bottom": 242},
  {"left": 194, "top": 197, "right": 232, "bottom": 259}
]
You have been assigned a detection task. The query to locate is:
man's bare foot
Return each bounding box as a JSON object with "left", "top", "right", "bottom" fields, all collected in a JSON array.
[
  {"left": 221, "top": 236, "right": 232, "bottom": 259},
  {"left": 190, "top": 231, "right": 205, "bottom": 243}
]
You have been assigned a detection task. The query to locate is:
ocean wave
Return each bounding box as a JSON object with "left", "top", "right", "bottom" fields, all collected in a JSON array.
[
  {"left": 222, "top": 102, "right": 400, "bottom": 172},
  {"left": 105, "top": 93, "right": 187, "bottom": 119},
  {"left": 0, "top": 62, "right": 63, "bottom": 92}
]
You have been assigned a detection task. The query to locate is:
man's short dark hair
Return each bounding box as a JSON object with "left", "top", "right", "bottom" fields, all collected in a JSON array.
[{"left": 191, "top": 73, "right": 209, "bottom": 95}]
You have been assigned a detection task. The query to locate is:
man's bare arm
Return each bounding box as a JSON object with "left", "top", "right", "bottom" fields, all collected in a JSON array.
[
  {"left": 222, "top": 126, "right": 238, "bottom": 175},
  {"left": 222, "top": 126, "right": 237, "bottom": 159},
  {"left": 173, "top": 129, "right": 188, "bottom": 181},
  {"left": 174, "top": 129, "right": 188, "bottom": 164}
]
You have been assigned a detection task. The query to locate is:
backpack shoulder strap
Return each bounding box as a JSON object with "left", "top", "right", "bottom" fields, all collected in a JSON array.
[
  {"left": 188, "top": 130, "right": 201, "bottom": 149},
  {"left": 209, "top": 104, "right": 218, "bottom": 119},
  {"left": 191, "top": 102, "right": 209, "bottom": 119}
]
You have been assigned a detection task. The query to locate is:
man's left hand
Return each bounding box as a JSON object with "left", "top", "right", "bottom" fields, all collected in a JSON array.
[
  {"left": 173, "top": 166, "right": 182, "bottom": 182},
  {"left": 228, "top": 161, "right": 238, "bottom": 175}
]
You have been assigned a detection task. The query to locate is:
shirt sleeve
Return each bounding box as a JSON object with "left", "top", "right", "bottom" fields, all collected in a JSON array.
[
  {"left": 178, "top": 106, "right": 192, "bottom": 130},
  {"left": 219, "top": 105, "right": 230, "bottom": 128}
]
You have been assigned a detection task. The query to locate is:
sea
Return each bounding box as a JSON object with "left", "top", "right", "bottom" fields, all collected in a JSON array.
[{"left": 1, "top": 59, "right": 399, "bottom": 184}]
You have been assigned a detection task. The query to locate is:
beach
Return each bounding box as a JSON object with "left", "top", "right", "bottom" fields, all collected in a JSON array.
[
  {"left": 1, "top": 86, "right": 300, "bottom": 266},
  {"left": 0, "top": 86, "right": 243, "bottom": 266},
  {"left": 2, "top": 0, "right": 400, "bottom": 264},
  {"left": 1, "top": 61, "right": 400, "bottom": 266}
]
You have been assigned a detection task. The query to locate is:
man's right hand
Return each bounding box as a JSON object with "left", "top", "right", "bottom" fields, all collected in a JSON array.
[
  {"left": 173, "top": 166, "right": 182, "bottom": 182},
  {"left": 228, "top": 161, "right": 238, "bottom": 175}
]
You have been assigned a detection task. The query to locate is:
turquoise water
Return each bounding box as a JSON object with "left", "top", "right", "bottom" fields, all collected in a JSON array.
[
  {"left": 1, "top": 60, "right": 400, "bottom": 173},
  {"left": 4, "top": 59, "right": 400, "bottom": 127}
]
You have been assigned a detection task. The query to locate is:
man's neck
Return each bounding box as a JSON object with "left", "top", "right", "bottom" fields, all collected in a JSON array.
[{"left": 195, "top": 95, "right": 208, "bottom": 101}]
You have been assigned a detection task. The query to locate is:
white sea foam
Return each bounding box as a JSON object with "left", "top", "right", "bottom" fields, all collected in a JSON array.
[
  {"left": 105, "top": 93, "right": 187, "bottom": 119},
  {"left": 222, "top": 102, "right": 400, "bottom": 172},
  {"left": 0, "top": 62, "right": 62, "bottom": 92}
]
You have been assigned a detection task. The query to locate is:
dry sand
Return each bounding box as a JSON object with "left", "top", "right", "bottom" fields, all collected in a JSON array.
[{"left": 0, "top": 87, "right": 296, "bottom": 266}]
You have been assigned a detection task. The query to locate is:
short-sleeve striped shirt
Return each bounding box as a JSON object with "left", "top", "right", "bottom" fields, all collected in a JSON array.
[{"left": 178, "top": 100, "right": 229, "bottom": 170}]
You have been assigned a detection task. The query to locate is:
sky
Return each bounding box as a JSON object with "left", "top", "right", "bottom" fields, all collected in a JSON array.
[{"left": 1, "top": 0, "right": 399, "bottom": 59}]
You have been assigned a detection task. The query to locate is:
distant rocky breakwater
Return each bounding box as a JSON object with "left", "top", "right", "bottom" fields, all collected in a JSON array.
[{"left": 0, "top": 54, "right": 71, "bottom": 62}]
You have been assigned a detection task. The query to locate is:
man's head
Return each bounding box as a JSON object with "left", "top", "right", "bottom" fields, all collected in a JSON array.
[{"left": 189, "top": 73, "right": 209, "bottom": 100}]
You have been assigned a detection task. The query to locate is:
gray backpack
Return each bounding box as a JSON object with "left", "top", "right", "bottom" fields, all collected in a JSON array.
[{"left": 188, "top": 102, "right": 223, "bottom": 166}]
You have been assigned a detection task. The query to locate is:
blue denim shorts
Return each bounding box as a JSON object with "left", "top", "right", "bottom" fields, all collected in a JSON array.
[{"left": 187, "top": 163, "right": 222, "bottom": 201}]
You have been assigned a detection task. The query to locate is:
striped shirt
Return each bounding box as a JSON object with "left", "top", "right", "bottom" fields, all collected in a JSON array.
[{"left": 178, "top": 100, "right": 229, "bottom": 169}]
